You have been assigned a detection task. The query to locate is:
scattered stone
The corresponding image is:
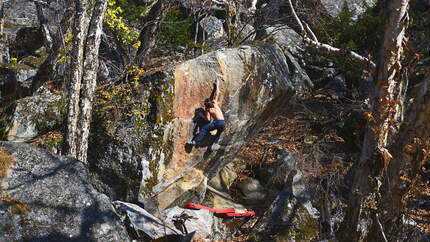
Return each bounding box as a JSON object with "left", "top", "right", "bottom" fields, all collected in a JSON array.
[
  {"left": 237, "top": 178, "right": 267, "bottom": 205},
  {"left": 324, "top": 74, "right": 347, "bottom": 98},
  {"left": 113, "top": 202, "right": 223, "bottom": 240},
  {"left": 200, "top": 15, "right": 225, "bottom": 40},
  {"left": 208, "top": 162, "right": 237, "bottom": 191},
  {"left": 113, "top": 201, "right": 180, "bottom": 240}
]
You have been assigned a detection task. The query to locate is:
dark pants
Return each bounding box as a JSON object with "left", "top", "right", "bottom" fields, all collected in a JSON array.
[{"left": 194, "top": 119, "right": 226, "bottom": 145}]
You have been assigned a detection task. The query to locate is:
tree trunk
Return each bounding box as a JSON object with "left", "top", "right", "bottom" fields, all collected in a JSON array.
[
  {"left": 135, "top": 0, "right": 171, "bottom": 68},
  {"left": 379, "top": 75, "right": 430, "bottom": 239},
  {"left": 340, "top": 0, "right": 410, "bottom": 240},
  {"left": 0, "top": 1, "right": 6, "bottom": 64},
  {"left": 31, "top": 0, "right": 74, "bottom": 93},
  {"left": 76, "top": 0, "right": 109, "bottom": 163},
  {"left": 34, "top": 1, "right": 53, "bottom": 49},
  {"left": 64, "top": 0, "right": 89, "bottom": 157}
]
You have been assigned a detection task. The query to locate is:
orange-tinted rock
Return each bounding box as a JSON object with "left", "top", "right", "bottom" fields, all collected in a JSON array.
[{"left": 138, "top": 45, "right": 312, "bottom": 212}]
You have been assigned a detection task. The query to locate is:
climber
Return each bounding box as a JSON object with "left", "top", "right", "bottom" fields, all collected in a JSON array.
[{"left": 187, "top": 79, "right": 226, "bottom": 152}]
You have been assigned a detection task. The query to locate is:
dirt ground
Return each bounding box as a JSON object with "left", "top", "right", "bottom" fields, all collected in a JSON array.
[{"left": 230, "top": 92, "right": 430, "bottom": 239}]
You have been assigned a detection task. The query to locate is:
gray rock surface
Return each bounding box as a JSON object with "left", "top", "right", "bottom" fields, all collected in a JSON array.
[
  {"left": 237, "top": 24, "right": 256, "bottom": 42},
  {"left": 0, "top": 141, "right": 130, "bottom": 241},
  {"left": 200, "top": 16, "right": 225, "bottom": 39},
  {"left": 208, "top": 162, "right": 237, "bottom": 191},
  {"left": 113, "top": 202, "right": 223, "bottom": 240},
  {"left": 113, "top": 201, "right": 180, "bottom": 239},
  {"left": 262, "top": 26, "right": 313, "bottom": 95},
  {"left": 3, "top": 0, "right": 67, "bottom": 35},
  {"left": 263, "top": 26, "right": 303, "bottom": 55},
  {"left": 237, "top": 178, "right": 267, "bottom": 205},
  {"left": 320, "top": 0, "right": 375, "bottom": 19},
  {"left": 0, "top": 86, "right": 64, "bottom": 141},
  {"left": 161, "top": 206, "right": 217, "bottom": 239}
]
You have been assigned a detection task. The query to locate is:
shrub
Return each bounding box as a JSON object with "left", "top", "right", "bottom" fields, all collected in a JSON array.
[{"left": 157, "top": 6, "right": 195, "bottom": 52}]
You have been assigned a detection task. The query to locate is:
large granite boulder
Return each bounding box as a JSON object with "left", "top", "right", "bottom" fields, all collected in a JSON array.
[
  {"left": 88, "top": 45, "right": 312, "bottom": 213},
  {"left": 0, "top": 141, "right": 130, "bottom": 241},
  {"left": 3, "top": 0, "right": 67, "bottom": 35},
  {"left": 200, "top": 16, "right": 225, "bottom": 40},
  {"left": 113, "top": 201, "right": 226, "bottom": 240},
  {"left": 261, "top": 25, "right": 313, "bottom": 95},
  {"left": 263, "top": 26, "right": 303, "bottom": 56},
  {"left": 0, "top": 86, "right": 64, "bottom": 142}
]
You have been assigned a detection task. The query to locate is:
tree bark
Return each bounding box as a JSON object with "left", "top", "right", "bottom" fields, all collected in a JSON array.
[
  {"left": 340, "top": 0, "right": 410, "bottom": 240},
  {"left": 0, "top": 1, "right": 7, "bottom": 64},
  {"left": 378, "top": 74, "right": 430, "bottom": 238},
  {"left": 286, "top": 0, "right": 376, "bottom": 71},
  {"left": 76, "top": 0, "right": 109, "bottom": 163},
  {"left": 135, "top": 0, "right": 172, "bottom": 68},
  {"left": 31, "top": 0, "right": 74, "bottom": 93},
  {"left": 34, "top": 1, "right": 53, "bottom": 49},
  {"left": 64, "top": 0, "right": 89, "bottom": 157}
]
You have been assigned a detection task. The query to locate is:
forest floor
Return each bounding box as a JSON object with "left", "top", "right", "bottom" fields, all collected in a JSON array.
[{"left": 230, "top": 92, "right": 430, "bottom": 238}]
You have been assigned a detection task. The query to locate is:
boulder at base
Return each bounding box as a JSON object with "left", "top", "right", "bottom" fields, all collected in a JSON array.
[
  {"left": 114, "top": 201, "right": 225, "bottom": 240},
  {"left": 0, "top": 141, "right": 130, "bottom": 241}
]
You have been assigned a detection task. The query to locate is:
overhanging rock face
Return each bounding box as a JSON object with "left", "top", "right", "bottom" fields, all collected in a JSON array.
[{"left": 138, "top": 45, "right": 310, "bottom": 212}]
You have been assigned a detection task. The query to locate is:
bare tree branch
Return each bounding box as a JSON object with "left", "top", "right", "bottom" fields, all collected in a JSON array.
[
  {"left": 135, "top": 0, "right": 172, "bottom": 68},
  {"left": 287, "top": 0, "right": 376, "bottom": 71}
]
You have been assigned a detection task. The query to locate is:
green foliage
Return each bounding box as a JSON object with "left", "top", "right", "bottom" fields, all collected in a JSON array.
[
  {"left": 306, "top": 2, "right": 381, "bottom": 85},
  {"left": 314, "top": 2, "right": 381, "bottom": 54},
  {"left": 59, "top": 32, "right": 73, "bottom": 63},
  {"left": 115, "top": 0, "right": 154, "bottom": 23},
  {"left": 105, "top": 0, "right": 141, "bottom": 49},
  {"left": 157, "top": 6, "right": 195, "bottom": 51}
]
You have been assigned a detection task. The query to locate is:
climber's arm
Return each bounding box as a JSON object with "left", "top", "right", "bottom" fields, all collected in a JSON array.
[{"left": 213, "top": 79, "right": 220, "bottom": 103}]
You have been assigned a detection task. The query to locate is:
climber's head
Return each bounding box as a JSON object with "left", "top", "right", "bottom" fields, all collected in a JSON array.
[{"left": 204, "top": 98, "right": 214, "bottom": 109}]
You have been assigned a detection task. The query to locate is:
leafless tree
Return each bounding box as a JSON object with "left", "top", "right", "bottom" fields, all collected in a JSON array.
[
  {"left": 64, "top": 0, "right": 89, "bottom": 157},
  {"left": 135, "top": 0, "right": 172, "bottom": 68},
  {"left": 288, "top": 0, "right": 412, "bottom": 239},
  {"left": 64, "top": 0, "right": 108, "bottom": 163}
]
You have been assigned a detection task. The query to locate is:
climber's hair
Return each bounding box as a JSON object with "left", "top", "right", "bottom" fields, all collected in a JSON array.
[{"left": 204, "top": 98, "right": 214, "bottom": 109}]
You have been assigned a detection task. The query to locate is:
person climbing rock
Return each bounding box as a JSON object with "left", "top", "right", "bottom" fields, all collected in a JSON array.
[{"left": 187, "top": 79, "right": 226, "bottom": 152}]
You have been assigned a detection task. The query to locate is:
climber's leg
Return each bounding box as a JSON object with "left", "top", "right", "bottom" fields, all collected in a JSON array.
[
  {"left": 212, "top": 119, "right": 226, "bottom": 144},
  {"left": 207, "top": 119, "right": 226, "bottom": 152},
  {"left": 190, "top": 121, "right": 215, "bottom": 146}
]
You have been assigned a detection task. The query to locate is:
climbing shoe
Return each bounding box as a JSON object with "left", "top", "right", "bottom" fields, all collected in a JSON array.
[{"left": 186, "top": 141, "right": 195, "bottom": 146}]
